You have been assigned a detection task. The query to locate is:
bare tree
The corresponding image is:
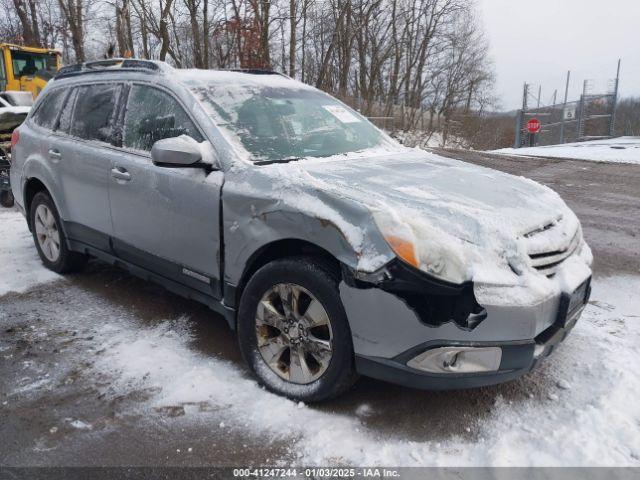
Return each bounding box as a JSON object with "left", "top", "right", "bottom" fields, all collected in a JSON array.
[
  {"left": 184, "top": 0, "right": 204, "bottom": 67},
  {"left": 58, "top": 0, "right": 85, "bottom": 61},
  {"left": 12, "top": 0, "right": 42, "bottom": 46},
  {"left": 2, "top": 0, "right": 497, "bottom": 147},
  {"left": 115, "top": 0, "right": 135, "bottom": 56}
]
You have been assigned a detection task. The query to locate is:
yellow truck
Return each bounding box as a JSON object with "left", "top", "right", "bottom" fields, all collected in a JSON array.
[
  {"left": 1, "top": 44, "right": 61, "bottom": 206},
  {"left": 0, "top": 43, "right": 61, "bottom": 98}
]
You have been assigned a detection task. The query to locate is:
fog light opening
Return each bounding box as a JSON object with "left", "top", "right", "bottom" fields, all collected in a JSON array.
[{"left": 407, "top": 347, "right": 502, "bottom": 374}]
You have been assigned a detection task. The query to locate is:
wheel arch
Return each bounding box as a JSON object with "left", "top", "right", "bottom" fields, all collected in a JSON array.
[
  {"left": 24, "top": 177, "right": 51, "bottom": 230},
  {"left": 232, "top": 238, "right": 342, "bottom": 312}
]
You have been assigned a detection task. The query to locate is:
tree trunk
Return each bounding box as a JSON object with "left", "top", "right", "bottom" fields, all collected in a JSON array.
[
  {"left": 12, "top": 0, "right": 41, "bottom": 47},
  {"left": 58, "top": 0, "right": 85, "bottom": 62},
  {"left": 203, "top": 0, "right": 210, "bottom": 68},
  {"left": 316, "top": 0, "right": 349, "bottom": 90},
  {"left": 288, "top": 0, "right": 296, "bottom": 77},
  {"left": 115, "top": 0, "right": 134, "bottom": 57},
  {"left": 185, "top": 0, "right": 204, "bottom": 68},
  {"left": 300, "top": 0, "right": 308, "bottom": 82},
  {"left": 27, "top": 0, "right": 42, "bottom": 46},
  {"left": 158, "top": 0, "right": 174, "bottom": 62},
  {"left": 258, "top": 0, "right": 271, "bottom": 68}
]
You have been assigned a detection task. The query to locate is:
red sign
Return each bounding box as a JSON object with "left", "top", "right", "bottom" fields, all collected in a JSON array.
[{"left": 527, "top": 118, "right": 541, "bottom": 134}]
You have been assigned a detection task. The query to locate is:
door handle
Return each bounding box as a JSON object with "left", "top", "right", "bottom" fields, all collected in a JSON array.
[
  {"left": 48, "top": 149, "right": 62, "bottom": 161},
  {"left": 111, "top": 167, "right": 131, "bottom": 182}
]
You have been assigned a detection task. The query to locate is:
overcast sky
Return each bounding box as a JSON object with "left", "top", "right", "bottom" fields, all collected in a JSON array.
[{"left": 476, "top": 0, "right": 640, "bottom": 110}]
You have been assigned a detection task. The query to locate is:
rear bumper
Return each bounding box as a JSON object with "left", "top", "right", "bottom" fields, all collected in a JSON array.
[{"left": 354, "top": 300, "right": 587, "bottom": 390}]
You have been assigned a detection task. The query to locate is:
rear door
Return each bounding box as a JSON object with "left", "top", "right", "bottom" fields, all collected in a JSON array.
[
  {"left": 108, "top": 83, "right": 223, "bottom": 297},
  {"left": 47, "top": 82, "right": 125, "bottom": 251}
]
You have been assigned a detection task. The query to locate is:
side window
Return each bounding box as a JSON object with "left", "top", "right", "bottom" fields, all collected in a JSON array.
[
  {"left": 32, "top": 89, "right": 67, "bottom": 130},
  {"left": 124, "top": 85, "right": 203, "bottom": 152},
  {"left": 70, "top": 84, "right": 121, "bottom": 143},
  {"left": 56, "top": 88, "right": 78, "bottom": 133}
]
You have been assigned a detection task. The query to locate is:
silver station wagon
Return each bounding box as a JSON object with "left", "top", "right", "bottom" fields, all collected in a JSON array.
[{"left": 10, "top": 59, "right": 593, "bottom": 401}]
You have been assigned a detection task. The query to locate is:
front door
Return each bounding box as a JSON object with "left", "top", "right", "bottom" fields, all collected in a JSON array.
[{"left": 108, "top": 83, "right": 223, "bottom": 298}]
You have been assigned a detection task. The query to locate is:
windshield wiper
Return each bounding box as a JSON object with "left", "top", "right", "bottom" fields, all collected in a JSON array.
[{"left": 254, "top": 157, "right": 305, "bottom": 166}]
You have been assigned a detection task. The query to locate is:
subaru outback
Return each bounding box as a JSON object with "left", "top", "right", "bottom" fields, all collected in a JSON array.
[{"left": 10, "top": 59, "right": 593, "bottom": 401}]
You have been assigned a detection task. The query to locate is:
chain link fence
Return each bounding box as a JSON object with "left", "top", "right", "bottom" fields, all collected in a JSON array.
[
  {"left": 515, "top": 65, "right": 620, "bottom": 148},
  {"left": 515, "top": 92, "right": 617, "bottom": 148}
]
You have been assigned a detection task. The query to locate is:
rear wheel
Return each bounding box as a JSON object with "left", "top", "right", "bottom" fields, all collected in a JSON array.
[
  {"left": 30, "top": 191, "right": 87, "bottom": 273},
  {"left": 237, "top": 257, "right": 357, "bottom": 402}
]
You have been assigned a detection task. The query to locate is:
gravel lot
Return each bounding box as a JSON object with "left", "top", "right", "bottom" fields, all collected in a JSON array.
[{"left": 1, "top": 151, "right": 639, "bottom": 467}]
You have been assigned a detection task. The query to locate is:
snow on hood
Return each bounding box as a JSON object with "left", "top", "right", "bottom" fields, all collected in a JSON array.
[
  {"left": 258, "top": 148, "right": 585, "bottom": 286},
  {"left": 301, "top": 148, "right": 570, "bottom": 238}
]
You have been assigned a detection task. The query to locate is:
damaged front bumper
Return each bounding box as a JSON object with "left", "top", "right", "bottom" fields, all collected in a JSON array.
[{"left": 340, "top": 260, "right": 591, "bottom": 390}]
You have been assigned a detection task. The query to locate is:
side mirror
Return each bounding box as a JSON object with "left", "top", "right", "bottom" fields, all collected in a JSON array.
[{"left": 151, "top": 136, "right": 210, "bottom": 168}]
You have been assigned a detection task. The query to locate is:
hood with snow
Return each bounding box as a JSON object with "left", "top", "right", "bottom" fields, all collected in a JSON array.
[{"left": 260, "top": 148, "right": 586, "bottom": 286}]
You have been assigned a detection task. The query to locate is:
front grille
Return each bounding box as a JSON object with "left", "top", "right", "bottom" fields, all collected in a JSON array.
[{"left": 528, "top": 230, "right": 580, "bottom": 277}]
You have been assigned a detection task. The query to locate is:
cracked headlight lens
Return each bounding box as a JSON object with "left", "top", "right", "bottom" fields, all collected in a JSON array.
[{"left": 372, "top": 209, "right": 468, "bottom": 284}]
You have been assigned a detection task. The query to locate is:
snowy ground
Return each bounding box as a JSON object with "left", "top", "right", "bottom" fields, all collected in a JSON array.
[
  {"left": 1, "top": 207, "right": 639, "bottom": 467},
  {"left": 493, "top": 137, "right": 640, "bottom": 164},
  {"left": 1, "top": 153, "right": 640, "bottom": 467},
  {"left": 0, "top": 209, "right": 59, "bottom": 296}
]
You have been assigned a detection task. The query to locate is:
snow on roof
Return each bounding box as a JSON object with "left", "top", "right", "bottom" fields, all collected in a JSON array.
[{"left": 175, "top": 69, "right": 315, "bottom": 91}]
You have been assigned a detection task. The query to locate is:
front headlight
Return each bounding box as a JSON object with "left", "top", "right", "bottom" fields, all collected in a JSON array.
[{"left": 372, "top": 209, "right": 469, "bottom": 284}]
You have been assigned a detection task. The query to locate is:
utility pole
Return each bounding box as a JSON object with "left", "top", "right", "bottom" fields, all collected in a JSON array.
[
  {"left": 515, "top": 82, "right": 529, "bottom": 148},
  {"left": 537, "top": 85, "right": 542, "bottom": 108},
  {"left": 577, "top": 80, "right": 588, "bottom": 141},
  {"left": 559, "top": 71, "right": 571, "bottom": 144},
  {"left": 609, "top": 59, "right": 621, "bottom": 137}
]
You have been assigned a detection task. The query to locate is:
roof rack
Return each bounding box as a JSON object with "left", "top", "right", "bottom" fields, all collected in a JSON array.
[
  {"left": 55, "top": 58, "right": 164, "bottom": 80},
  {"left": 230, "top": 68, "right": 287, "bottom": 77}
]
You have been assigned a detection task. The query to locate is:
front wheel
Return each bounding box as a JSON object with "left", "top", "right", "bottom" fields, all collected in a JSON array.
[{"left": 237, "top": 257, "right": 357, "bottom": 402}]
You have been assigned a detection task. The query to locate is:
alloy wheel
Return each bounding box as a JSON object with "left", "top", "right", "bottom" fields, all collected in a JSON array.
[
  {"left": 255, "top": 283, "right": 333, "bottom": 384},
  {"left": 34, "top": 204, "right": 61, "bottom": 262}
]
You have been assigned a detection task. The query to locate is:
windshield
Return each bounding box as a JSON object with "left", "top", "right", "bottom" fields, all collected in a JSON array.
[
  {"left": 189, "top": 78, "right": 395, "bottom": 162},
  {"left": 11, "top": 51, "right": 58, "bottom": 78}
]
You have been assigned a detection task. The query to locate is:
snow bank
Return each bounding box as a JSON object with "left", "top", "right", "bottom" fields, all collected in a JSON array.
[
  {"left": 0, "top": 209, "right": 59, "bottom": 296},
  {"left": 493, "top": 137, "right": 640, "bottom": 165},
  {"left": 393, "top": 130, "right": 467, "bottom": 149},
  {"left": 86, "top": 275, "right": 640, "bottom": 466}
]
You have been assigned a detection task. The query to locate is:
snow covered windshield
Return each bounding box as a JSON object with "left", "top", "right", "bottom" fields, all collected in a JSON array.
[{"left": 189, "top": 79, "right": 391, "bottom": 162}]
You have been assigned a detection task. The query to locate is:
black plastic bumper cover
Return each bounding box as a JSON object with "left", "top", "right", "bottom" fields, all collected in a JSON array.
[{"left": 355, "top": 277, "right": 591, "bottom": 390}]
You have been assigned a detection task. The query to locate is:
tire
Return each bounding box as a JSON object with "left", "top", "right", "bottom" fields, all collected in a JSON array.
[
  {"left": 237, "top": 256, "right": 358, "bottom": 402},
  {"left": 29, "top": 191, "right": 87, "bottom": 274},
  {"left": 0, "top": 190, "right": 14, "bottom": 208}
]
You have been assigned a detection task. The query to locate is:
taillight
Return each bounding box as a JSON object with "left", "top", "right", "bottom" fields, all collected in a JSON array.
[{"left": 10, "top": 129, "right": 20, "bottom": 148}]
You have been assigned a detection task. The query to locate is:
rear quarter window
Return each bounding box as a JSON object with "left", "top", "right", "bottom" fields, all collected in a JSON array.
[{"left": 32, "top": 89, "right": 67, "bottom": 130}]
